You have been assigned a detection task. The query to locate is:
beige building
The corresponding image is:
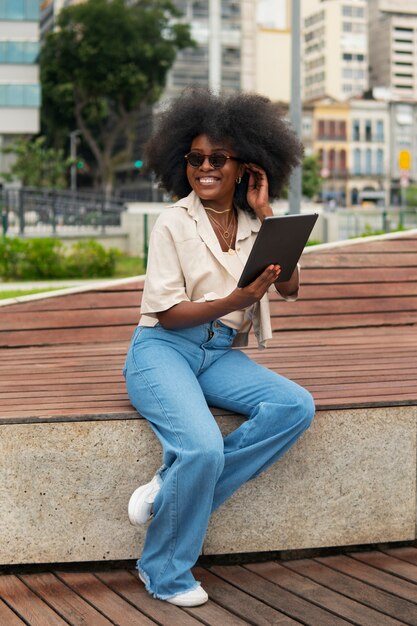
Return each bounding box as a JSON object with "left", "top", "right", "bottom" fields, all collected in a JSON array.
[
  {"left": 368, "top": 0, "right": 417, "bottom": 101},
  {"left": 303, "top": 0, "right": 368, "bottom": 102}
]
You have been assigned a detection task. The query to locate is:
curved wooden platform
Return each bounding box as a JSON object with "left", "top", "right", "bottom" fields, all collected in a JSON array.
[{"left": 0, "top": 230, "right": 416, "bottom": 566}]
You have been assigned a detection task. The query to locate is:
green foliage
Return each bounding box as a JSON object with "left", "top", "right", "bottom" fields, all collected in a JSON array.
[
  {"left": 302, "top": 155, "right": 322, "bottom": 199},
  {"left": 2, "top": 137, "right": 73, "bottom": 188},
  {"left": 0, "top": 237, "right": 119, "bottom": 280},
  {"left": 40, "top": 0, "right": 194, "bottom": 192},
  {"left": 405, "top": 185, "right": 417, "bottom": 208},
  {"left": 64, "top": 240, "right": 120, "bottom": 278}
]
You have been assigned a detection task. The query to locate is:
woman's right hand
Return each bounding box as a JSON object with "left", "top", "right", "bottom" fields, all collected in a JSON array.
[{"left": 228, "top": 265, "right": 281, "bottom": 309}]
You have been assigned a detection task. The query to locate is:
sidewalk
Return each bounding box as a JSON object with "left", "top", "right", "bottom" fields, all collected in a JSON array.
[{"left": 0, "top": 278, "right": 115, "bottom": 291}]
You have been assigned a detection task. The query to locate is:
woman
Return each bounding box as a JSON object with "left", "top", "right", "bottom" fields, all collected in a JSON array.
[{"left": 123, "top": 89, "right": 315, "bottom": 607}]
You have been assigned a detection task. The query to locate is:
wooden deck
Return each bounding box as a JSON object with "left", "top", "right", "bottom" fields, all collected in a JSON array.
[
  {"left": 1, "top": 231, "right": 416, "bottom": 421},
  {"left": 1, "top": 547, "right": 417, "bottom": 625}
]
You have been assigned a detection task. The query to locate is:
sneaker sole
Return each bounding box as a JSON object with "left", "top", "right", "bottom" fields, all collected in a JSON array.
[{"left": 128, "top": 485, "right": 153, "bottom": 525}]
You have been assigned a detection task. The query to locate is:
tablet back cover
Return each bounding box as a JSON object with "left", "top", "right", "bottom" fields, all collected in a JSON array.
[{"left": 238, "top": 213, "right": 318, "bottom": 288}]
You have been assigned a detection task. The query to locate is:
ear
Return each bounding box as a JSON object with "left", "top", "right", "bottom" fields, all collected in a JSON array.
[{"left": 238, "top": 163, "right": 246, "bottom": 178}]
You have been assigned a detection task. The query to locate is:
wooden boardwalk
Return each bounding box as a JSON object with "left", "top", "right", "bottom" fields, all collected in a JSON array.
[{"left": 0, "top": 547, "right": 417, "bottom": 625}]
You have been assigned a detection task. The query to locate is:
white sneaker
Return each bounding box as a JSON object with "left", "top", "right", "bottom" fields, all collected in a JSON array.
[
  {"left": 166, "top": 585, "right": 209, "bottom": 607},
  {"left": 138, "top": 572, "right": 208, "bottom": 607},
  {"left": 128, "top": 473, "right": 161, "bottom": 525}
]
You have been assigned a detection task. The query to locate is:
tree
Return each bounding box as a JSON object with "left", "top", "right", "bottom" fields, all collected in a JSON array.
[
  {"left": 40, "top": 0, "right": 193, "bottom": 195},
  {"left": 2, "top": 137, "right": 73, "bottom": 189},
  {"left": 302, "top": 155, "right": 322, "bottom": 200}
]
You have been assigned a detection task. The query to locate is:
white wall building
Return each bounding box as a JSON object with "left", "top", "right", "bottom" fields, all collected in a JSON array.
[
  {"left": 303, "top": 0, "right": 368, "bottom": 102},
  {"left": 368, "top": 0, "right": 417, "bottom": 101}
]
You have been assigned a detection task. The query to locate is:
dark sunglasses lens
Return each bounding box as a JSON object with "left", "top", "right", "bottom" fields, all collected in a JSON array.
[
  {"left": 209, "top": 154, "right": 228, "bottom": 168},
  {"left": 186, "top": 153, "right": 204, "bottom": 167}
]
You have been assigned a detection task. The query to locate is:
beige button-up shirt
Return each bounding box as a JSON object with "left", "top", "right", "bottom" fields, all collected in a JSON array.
[{"left": 139, "top": 191, "right": 298, "bottom": 349}]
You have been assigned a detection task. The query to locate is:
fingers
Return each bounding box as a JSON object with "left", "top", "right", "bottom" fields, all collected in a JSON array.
[
  {"left": 249, "top": 264, "right": 281, "bottom": 292},
  {"left": 245, "top": 163, "right": 267, "bottom": 189}
]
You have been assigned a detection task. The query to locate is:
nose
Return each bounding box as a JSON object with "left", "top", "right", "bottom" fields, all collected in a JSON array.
[{"left": 199, "top": 155, "right": 214, "bottom": 170}]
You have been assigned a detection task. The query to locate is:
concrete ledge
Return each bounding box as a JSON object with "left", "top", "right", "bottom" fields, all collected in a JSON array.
[{"left": 0, "top": 407, "right": 415, "bottom": 565}]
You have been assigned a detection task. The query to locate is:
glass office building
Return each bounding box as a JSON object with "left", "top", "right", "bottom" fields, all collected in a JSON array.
[{"left": 0, "top": 0, "right": 41, "bottom": 178}]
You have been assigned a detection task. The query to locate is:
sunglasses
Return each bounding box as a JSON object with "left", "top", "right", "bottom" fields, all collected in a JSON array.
[{"left": 184, "top": 151, "right": 243, "bottom": 169}]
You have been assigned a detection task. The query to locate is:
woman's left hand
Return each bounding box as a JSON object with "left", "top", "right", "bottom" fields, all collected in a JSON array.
[{"left": 245, "top": 163, "right": 274, "bottom": 222}]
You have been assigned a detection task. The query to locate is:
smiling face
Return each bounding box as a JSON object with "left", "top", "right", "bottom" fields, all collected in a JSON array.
[{"left": 186, "top": 134, "right": 244, "bottom": 212}]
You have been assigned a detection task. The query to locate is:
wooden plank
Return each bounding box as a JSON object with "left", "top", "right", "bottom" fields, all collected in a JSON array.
[
  {"left": 315, "top": 554, "right": 417, "bottom": 604},
  {"left": 0, "top": 325, "right": 135, "bottom": 347},
  {"left": 350, "top": 551, "right": 417, "bottom": 585},
  {"left": 54, "top": 571, "right": 156, "bottom": 625},
  {"left": 193, "top": 567, "right": 300, "bottom": 625},
  {"left": 297, "top": 283, "right": 417, "bottom": 299},
  {"left": 298, "top": 267, "right": 417, "bottom": 283},
  {"left": 0, "top": 600, "right": 26, "bottom": 625},
  {"left": 381, "top": 547, "right": 417, "bottom": 567},
  {"left": 270, "top": 310, "right": 417, "bottom": 330},
  {"left": 281, "top": 558, "right": 417, "bottom": 625},
  {"left": 0, "top": 308, "right": 138, "bottom": 331},
  {"left": 270, "top": 296, "right": 417, "bottom": 315},
  {"left": 95, "top": 570, "right": 202, "bottom": 626},
  {"left": 208, "top": 565, "right": 351, "bottom": 625},
  {"left": 0, "top": 575, "right": 67, "bottom": 626},
  {"left": 300, "top": 252, "right": 417, "bottom": 268},
  {"left": 2, "top": 291, "right": 141, "bottom": 312},
  {"left": 20, "top": 572, "right": 113, "bottom": 626}
]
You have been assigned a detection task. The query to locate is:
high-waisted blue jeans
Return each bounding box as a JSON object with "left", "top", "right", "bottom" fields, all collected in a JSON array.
[{"left": 123, "top": 320, "right": 315, "bottom": 600}]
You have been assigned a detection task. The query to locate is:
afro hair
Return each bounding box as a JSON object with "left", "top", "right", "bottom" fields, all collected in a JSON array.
[{"left": 145, "top": 88, "right": 304, "bottom": 215}]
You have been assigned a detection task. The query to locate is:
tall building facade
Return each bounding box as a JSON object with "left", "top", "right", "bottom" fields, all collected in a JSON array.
[
  {"left": 368, "top": 0, "right": 417, "bottom": 100},
  {"left": 0, "top": 0, "right": 41, "bottom": 178},
  {"left": 303, "top": 0, "right": 368, "bottom": 102},
  {"left": 164, "top": 0, "right": 256, "bottom": 99}
]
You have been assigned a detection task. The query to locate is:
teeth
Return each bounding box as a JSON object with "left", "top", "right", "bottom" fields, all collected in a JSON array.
[{"left": 199, "top": 177, "right": 217, "bottom": 184}]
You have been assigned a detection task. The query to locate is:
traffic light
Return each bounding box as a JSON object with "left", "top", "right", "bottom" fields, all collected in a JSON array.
[
  {"left": 134, "top": 159, "right": 143, "bottom": 169},
  {"left": 76, "top": 159, "right": 85, "bottom": 170}
]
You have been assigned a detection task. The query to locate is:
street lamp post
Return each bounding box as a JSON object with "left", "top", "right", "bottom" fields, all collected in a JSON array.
[
  {"left": 289, "top": 0, "right": 302, "bottom": 214},
  {"left": 69, "top": 129, "right": 81, "bottom": 192},
  {"left": 209, "top": 0, "right": 221, "bottom": 93}
]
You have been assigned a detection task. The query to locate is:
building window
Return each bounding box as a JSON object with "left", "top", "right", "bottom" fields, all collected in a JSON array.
[
  {"left": 0, "top": 83, "right": 40, "bottom": 107},
  {"left": 365, "top": 148, "right": 372, "bottom": 175},
  {"left": 353, "top": 148, "right": 361, "bottom": 175},
  {"left": 0, "top": 0, "right": 39, "bottom": 20},
  {"left": 352, "top": 119, "right": 360, "bottom": 141},
  {"left": 340, "top": 149, "right": 346, "bottom": 171},
  {"left": 376, "top": 121, "right": 384, "bottom": 142},
  {"left": 318, "top": 120, "right": 325, "bottom": 138},
  {"left": 339, "top": 121, "right": 347, "bottom": 140},
  {"left": 376, "top": 149, "right": 384, "bottom": 176},
  {"left": 0, "top": 41, "right": 39, "bottom": 64},
  {"left": 365, "top": 120, "right": 372, "bottom": 141},
  {"left": 329, "top": 148, "right": 335, "bottom": 171}
]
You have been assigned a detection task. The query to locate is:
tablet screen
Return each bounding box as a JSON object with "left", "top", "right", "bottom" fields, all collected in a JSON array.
[{"left": 238, "top": 213, "right": 318, "bottom": 288}]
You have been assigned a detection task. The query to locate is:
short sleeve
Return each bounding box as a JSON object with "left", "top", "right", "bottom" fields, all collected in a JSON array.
[{"left": 140, "top": 227, "right": 189, "bottom": 315}]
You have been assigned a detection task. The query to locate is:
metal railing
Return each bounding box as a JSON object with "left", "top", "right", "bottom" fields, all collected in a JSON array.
[{"left": 0, "top": 187, "right": 126, "bottom": 236}]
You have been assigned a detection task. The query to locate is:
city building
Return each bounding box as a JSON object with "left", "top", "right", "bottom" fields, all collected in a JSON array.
[
  {"left": 255, "top": 0, "right": 291, "bottom": 103},
  {"left": 164, "top": 0, "right": 256, "bottom": 99},
  {"left": 347, "top": 97, "right": 390, "bottom": 207},
  {"left": 312, "top": 98, "right": 350, "bottom": 205},
  {"left": 368, "top": 0, "right": 417, "bottom": 101},
  {"left": 303, "top": 0, "right": 368, "bottom": 102},
  {"left": 0, "top": 0, "right": 41, "bottom": 179}
]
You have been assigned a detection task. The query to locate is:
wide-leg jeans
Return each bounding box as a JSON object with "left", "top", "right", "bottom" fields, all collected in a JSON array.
[{"left": 123, "top": 320, "right": 315, "bottom": 600}]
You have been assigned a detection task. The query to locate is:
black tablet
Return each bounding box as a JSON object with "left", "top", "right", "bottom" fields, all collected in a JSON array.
[{"left": 238, "top": 213, "right": 318, "bottom": 288}]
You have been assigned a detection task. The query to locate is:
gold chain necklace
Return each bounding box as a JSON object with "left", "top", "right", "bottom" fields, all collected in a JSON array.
[
  {"left": 207, "top": 210, "right": 237, "bottom": 254},
  {"left": 205, "top": 206, "right": 233, "bottom": 215}
]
